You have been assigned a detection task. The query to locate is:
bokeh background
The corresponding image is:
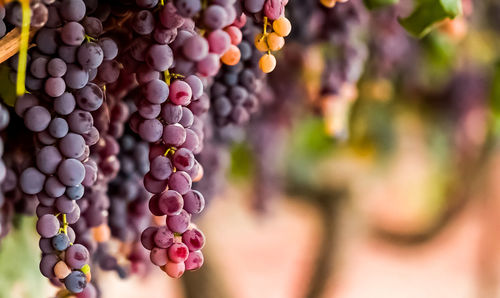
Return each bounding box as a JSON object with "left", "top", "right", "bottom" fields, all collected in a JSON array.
[{"left": 4, "top": 0, "right": 500, "bottom": 297}]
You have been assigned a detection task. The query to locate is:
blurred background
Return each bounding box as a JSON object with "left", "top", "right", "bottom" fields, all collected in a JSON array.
[{"left": 4, "top": 0, "right": 500, "bottom": 297}]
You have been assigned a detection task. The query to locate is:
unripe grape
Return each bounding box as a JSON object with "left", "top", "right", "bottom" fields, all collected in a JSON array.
[
  {"left": 259, "top": 53, "right": 277, "bottom": 73},
  {"left": 254, "top": 33, "right": 269, "bottom": 52},
  {"left": 267, "top": 32, "right": 285, "bottom": 51},
  {"left": 272, "top": 17, "right": 292, "bottom": 37},
  {"left": 221, "top": 45, "right": 241, "bottom": 66}
]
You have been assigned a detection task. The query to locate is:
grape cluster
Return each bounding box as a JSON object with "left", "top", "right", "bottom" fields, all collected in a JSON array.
[
  {"left": 253, "top": 16, "right": 291, "bottom": 73},
  {"left": 0, "top": 103, "right": 10, "bottom": 240},
  {"left": 241, "top": 0, "right": 291, "bottom": 73},
  {"left": 5, "top": 0, "right": 121, "bottom": 295},
  {"left": 170, "top": 0, "right": 245, "bottom": 76},
  {"left": 108, "top": 131, "right": 150, "bottom": 243},
  {"left": 131, "top": 72, "right": 208, "bottom": 277},
  {"left": 0, "top": 0, "right": 302, "bottom": 292},
  {"left": 210, "top": 22, "right": 262, "bottom": 126}
]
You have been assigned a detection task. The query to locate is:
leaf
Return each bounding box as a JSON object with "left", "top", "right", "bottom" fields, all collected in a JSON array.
[
  {"left": 363, "top": 0, "right": 399, "bottom": 10},
  {"left": 490, "top": 62, "right": 500, "bottom": 131},
  {"left": 0, "top": 64, "right": 17, "bottom": 107},
  {"left": 399, "top": 0, "right": 462, "bottom": 38}
]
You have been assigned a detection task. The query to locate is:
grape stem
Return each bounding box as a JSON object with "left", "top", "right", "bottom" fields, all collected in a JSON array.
[
  {"left": 164, "top": 70, "right": 185, "bottom": 86},
  {"left": 16, "top": 0, "right": 31, "bottom": 96},
  {"left": 85, "top": 34, "right": 97, "bottom": 43},
  {"left": 163, "top": 147, "right": 176, "bottom": 157},
  {"left": 259, "top": 17, "right": 270, "bottom": 43}
]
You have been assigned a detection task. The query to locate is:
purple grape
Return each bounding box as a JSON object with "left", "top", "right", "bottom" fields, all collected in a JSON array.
[
  {"left": 185, "top": 250, "right": 203, "bottom": 270},
  {"left": 82, "top": 16, "right": 103, "bottom": 38},
  {"left": 203, "top": 5, "right": 227, "bottom": 30},
  {"left": 40, "top": 253, "right": 59, "bottom": 278},
  {"left": 30, "top": 57, "right": 48, "bottom": 79},
  {"left": 77, "top": 42, "right": 104, "bottom": 70},
  {"left": 166, "top": 209, "right": 190, "bottom": 233},
  {"left": 45, "top": 176, "right": 66, "bottom": 198},
  {"left": 154, "top": 27, "right": 178, "bottom": 45},
  {"left": 150, "top": 155, "right": 173, "bottom": 180},
  {"left": 57, "top": 159, "right": 85, "bottom": 187},
  {"left": 138, "top": 101, "right": 161, "bottom": 120},
  {"left": 68, "top": 110, "right": 93, "bottom": 134},
  {"left": 75, "top": 83, "right": 103, "bottom": 112},
  {"left": 98, "top": 38, "right": 118, "bottom": 60},
  {"left": 168, "top": 80, "right": 192, "bottom": 106},
  {"left": 132, "top": 10, "right": 155, "bottom": 35},
  {"left": 97, "top": 60, "right": 120, "bottom": 84},
  {"left": 167, "top": 171, "right": 192, "bottom": 195},
  {"left": 141, "top": 226, "right": 158, "bottom": 250},
  {"left": 65, "top": 243, "right": 89, "bottom": 269},
  {"left": 180, "top": 129, "right": 200, "bottom": 152},
  {"left": 20, "top": 167, "right": 46, "bottom": 194},
  {"left": 207, "top": 29, "right": 231, "bottom": 55},
  {"left": 150, "top": 247, "right": 168, "bottom": 266},
  {"left": 198, "top": 53, "right": 221, "bottom": 77},
  {"left": 161, "top": 103, "right": 183, "bottom": 124},
  {"left": 144, "top": 79, "right": 169, "bottom": 104},
  {"left": 45, "top": 77, "right": 66, "bottom": 97},
  {"left": 174, "top": 0, "right": 202, "bottom": 17},
  {"left": 47, "top": 58, "right": 68, "bottom": 78},
  {"left": 182, "top": 228, "right": 205, "bottom": 251},
  {"left": 35, "top": 28, "right": 58, "bottom": 54},
  {"left": 154, "top": 226, "right": 174, "bottom": 248},
  {"left": 59, "top": 46, "right": 78, "bottom": 64},
  {"left": 172, "top": 148, "right": 195, "bottom": 171},
  {"left": 59, "top": 0, "right": 86, "bottom": 22},
  {"left": 15, "top": 94, "right": 39, "bottom": 117},
  {"left": 60, "top": 22, "right": 85, "bottom": 46},
  {"left": 162, "top": 124, "right": 187, "bottom": 147},
  {"left": 146, "top": 44, "right": 174, "bottom": 72},
  {"left": 66, "top": 184, "right": 84, "bottom": 200},
  {"left": 64, "top": 270, "right": 87, "bottom": 293},
  {"left": 24, "top": 106, "right": 51, "bottom": 132},
  {"left": 137, "top": 65, "right": 160, "bottom": 84},
  {"left": 144, "top": 173, "right": 168, "bottom": 194},
  {"left": 183, "top": 190, "right": 205, "bottom": 214},
  {"left": 149, "top": 194, "right": 164, "bottom": 216},
  {"left": 54, "top": 93, "right": 76, "bottom": 116},
  {"left": 51, "top": 233, "right": 70, "bottom": 251},
  {"left": 182, "top": 35, "right": 209, "bottom": 62},
  {"left": 56, "top": 196, "right": 77, "bottom": 213},
  {"left": 158, "top": 190, "right": 183, "bottom": 216},
  {"left": 159, "top": 3, "right": 184, "bottom": 29},
  {"left": 138, "top": 119, "right": 163, "bottom": 142},
  {"left": 184, "top": 75, "right": 203, "bottom": 100},
  {"left": 59, "top": 133, "right": 86, "bottom": 158},
  {"left": 36, "top": 214, "right": 60, "bottom": 238},
  {"left": 64, "top": 64, "right": 89, "bottom": 89}
]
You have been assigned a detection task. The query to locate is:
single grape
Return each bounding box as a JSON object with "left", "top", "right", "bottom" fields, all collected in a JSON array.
[
  {"left": 52, "top": 233, "right": 70, "bottom": 251},
  {"left": 167, "top": 242, "right": 189, "bottom": 263}
]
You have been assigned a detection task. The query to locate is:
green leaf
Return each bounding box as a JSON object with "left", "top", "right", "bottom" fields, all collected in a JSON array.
[
  {"left": 399, "top": 0, "right": 462, "bottom": 38},
  {"left": 0, "top": 65, "right": 17, "bottom": 107},
  {"left": 490, "top": 62, "right": 500, "bottom": 130},
  {"left": 363, "top": 0, "right": 399, "bottom": 10}
]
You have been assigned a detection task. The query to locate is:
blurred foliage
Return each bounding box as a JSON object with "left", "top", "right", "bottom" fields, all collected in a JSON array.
[
  {"left": 229, "top": 141, "right": 255, "bottom": 180},
  {"left": 399, "top": 0, "right": 462, "bottom": 38},
  {"left": 490, "top": 62, "right": 500, "bottom": 134},
  {"left": 0, "top": 217, "right": 45, "bottom": 298},
  {"left": 363, "top": 0, "right": 399, "bottom": 10}
]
